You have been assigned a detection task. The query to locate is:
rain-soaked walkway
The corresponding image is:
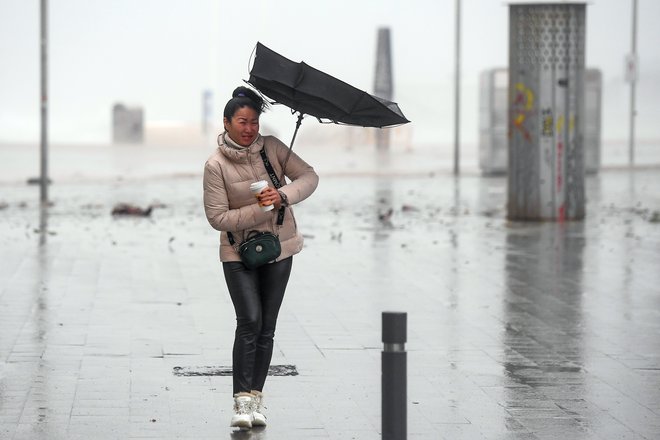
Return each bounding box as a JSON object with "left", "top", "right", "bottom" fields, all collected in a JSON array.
[{"left": 1, "top": 164, "right": 659, "bottom": 439}]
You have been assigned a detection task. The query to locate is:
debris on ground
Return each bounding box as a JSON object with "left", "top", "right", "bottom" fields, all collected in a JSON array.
[
  {"left": 111, "top": 203, "right": 153, "bottom": 217},
  {"left": 26, "top": 177, "right": 52, "bottom": 185},
  {"left": 401, "top": 204, "right": 419, "bottom": 212},
  {"left": 481, "top": 208, "right": 500, "bottom": 217},
  {"left": 378, "top": 208, "right": 394, "bottom": 224},
  {"left": 376, "top": 208, "right": 396, "bottom": 229}
]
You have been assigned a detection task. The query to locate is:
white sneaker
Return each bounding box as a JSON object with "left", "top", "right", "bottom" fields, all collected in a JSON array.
[
  {"left": 250, "top": 390, "right": 267, "bottom": 427},
  {"left": 230, "top": 392, "right": 254, "bottom": 430}
]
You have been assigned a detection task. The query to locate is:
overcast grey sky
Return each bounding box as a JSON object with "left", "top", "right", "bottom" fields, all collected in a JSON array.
[{"left": 0, "top": 0, "right": 658, "bottom": 145}]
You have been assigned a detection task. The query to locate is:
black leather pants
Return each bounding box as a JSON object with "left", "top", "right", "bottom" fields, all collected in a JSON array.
[{"left": 223, "top": 257, "right": 292, "bottom": 394}]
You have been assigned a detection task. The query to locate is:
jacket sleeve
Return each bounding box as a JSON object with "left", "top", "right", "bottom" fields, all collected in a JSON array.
[
  {"left": 271, "top": 138, "right": 319, "bottom": 205},
  {"left": 203, "top": 160, "right": 270, "bottom": 232}
]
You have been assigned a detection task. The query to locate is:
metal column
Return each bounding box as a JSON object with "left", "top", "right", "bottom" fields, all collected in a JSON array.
[
  {"left": 507, "top": 2, "right": 587, "bottom": 221},
  {"left": 454, "top": 0, "right": 462, "bottom": 175},
  {"left": 374, "top": 28, "right": 393, "bottom": 150},
  {"left": 628, "top": 0, "right": 638, "bottom": 167},
  {"left": 40, "top": 0, "right": 48, "bottom": 204}
]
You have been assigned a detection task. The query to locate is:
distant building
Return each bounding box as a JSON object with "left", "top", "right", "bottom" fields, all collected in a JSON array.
[{"left": 113, "top": 103, "right": 144, "bottom": 144}]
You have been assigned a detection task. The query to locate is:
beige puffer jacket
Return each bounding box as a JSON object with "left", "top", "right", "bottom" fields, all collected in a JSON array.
[{"left": 203, "top": 133, "right": 319, "bottom": 263}]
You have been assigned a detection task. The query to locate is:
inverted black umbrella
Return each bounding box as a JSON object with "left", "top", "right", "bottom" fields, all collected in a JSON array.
[{"left": 246, "top": 42, "right": 410, "bottom": 176}]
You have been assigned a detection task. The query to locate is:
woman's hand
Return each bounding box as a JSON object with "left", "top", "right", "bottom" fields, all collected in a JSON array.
[{"left": 257, "top": 187, "right": 282, "bottom": 210}]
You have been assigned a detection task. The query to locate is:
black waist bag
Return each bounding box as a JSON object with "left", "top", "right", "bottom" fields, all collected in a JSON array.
[{"left": 236, "top": 231, "right": 281, "bottom": 269}]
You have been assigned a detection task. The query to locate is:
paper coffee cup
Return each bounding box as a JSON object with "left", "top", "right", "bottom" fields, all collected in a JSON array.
[{"left": 250, "top": 180, "right": 273, "bottom": 211}]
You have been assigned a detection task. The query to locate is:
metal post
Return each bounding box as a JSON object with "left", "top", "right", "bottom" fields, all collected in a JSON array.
[
  {"left": 374, "top": 28, "right": 393, "bottom": 150},
  {"left": 382, "top": 311, "right": 406, "bottom": 440},
  {"left": 629, "top": 0, "right": 638, "bottom": 167},
  {"left": 40, "top": 0, "right": 48, "bottom": 204},
  {"left": 453, "top": 0, "right": 461, "bottom": 175}
]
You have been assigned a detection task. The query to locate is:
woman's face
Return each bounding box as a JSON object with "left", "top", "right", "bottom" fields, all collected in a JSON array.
[{"left": 224, "top": 106, "right": 259, "bottom": 147}]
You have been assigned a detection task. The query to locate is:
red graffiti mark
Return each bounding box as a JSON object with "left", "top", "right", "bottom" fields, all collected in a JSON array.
[
  {"left": 558, "top": 204, "right": 565, "bottom": 222},
  {"left": 511, "top": 109, "right": 532, "bottom": 141}
]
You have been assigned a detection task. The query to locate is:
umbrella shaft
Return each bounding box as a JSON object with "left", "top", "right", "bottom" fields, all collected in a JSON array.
[{"left": 280, "top": 113, "right": 304, "bottom": 182}]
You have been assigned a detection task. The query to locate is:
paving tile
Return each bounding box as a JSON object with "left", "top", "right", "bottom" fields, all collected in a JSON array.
[
  {"left": 12, "top": 423, "right": 69, "bottom": 440},
  {"left": 1, "top": 169, "right": 660, "bottom": 439}
]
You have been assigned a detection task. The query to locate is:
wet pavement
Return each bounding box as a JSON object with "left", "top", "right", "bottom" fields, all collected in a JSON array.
[{"left": 1, "top": 163, "right": 659, "bottom": 439}]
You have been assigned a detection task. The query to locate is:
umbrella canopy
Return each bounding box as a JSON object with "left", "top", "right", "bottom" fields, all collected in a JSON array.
[{"left": 247, "top": 42, "right": 410, "bottom": 128}]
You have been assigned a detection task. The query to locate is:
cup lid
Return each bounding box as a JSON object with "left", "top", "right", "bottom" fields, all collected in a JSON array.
[{"left": 250, "top": 180, "right": 268, "bottom": 190}]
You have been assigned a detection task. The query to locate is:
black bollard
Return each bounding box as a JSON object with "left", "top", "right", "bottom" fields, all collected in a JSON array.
[{"left": 382, "top": 311, "right": 407, "bottom": 440}]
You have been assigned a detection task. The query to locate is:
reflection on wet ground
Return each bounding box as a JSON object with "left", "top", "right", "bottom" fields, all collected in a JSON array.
[{"left": 0, "top": 169, "right": 659, "bottom": 439}]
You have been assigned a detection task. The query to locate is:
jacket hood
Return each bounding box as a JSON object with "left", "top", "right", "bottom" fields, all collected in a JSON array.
[{"left": 217, "top": 132, "right": 265, "bottom": 164}]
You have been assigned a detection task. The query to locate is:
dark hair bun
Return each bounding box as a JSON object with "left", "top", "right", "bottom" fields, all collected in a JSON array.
[
  {"left": 232, "top": 86, "right": 266, "bottom": 112},
  {"left": 223, "top": 86, "right": 268, "bottom": 120}
]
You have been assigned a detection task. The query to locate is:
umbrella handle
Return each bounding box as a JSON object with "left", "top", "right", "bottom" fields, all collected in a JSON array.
[{"left": 279, "top": 112, "right": 304, "bottom": 183}]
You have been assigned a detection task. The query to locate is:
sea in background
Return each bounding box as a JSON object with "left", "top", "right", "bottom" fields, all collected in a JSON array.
[{"left": 0, "top": 122, "right": 658, "bottom": 185}]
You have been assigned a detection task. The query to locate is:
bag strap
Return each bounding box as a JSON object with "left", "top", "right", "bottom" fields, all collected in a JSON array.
[
  {"left": 260, "top": 148, "right": 285, "bottom": 227},
  {"left": 228, "top": 230, "right": 260, "bottom": 246},
  {"left": 260, "top": 148, "right": 282, "bottom": 189},
  {"left": 226, "top": 148, "right": 285, "bottom": 246}
]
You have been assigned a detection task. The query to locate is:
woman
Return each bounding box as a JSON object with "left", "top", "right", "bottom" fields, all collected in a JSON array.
[{"left": 203, "top": 86, "right": 319, "bottom": 430}]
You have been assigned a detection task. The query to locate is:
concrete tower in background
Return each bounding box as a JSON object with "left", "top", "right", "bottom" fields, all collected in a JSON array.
[
  {"left": 374, "top": 27, "right": 393, "bottom": 150},
  {"left": 507, "top": 2, "right": 587, "bottom": 221},
  {"left": 202, "top": 89, "right": 213, "bottom": 135}
]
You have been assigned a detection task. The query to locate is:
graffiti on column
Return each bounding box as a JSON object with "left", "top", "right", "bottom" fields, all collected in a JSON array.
[
  {"left": 556, "top": 114, "right": 565, "bottom": 191},
  {"left": 541, "top": 108, "right": 553, "bottom": 137},
  {"left": 511, "top": 82, "right": 534, "bottom": 142},
  {"left": 565, "top": 114, "right": 578, "bottom": 219},
  {"left": 555, "top": 114, "right": 576, "bottom": 221}
]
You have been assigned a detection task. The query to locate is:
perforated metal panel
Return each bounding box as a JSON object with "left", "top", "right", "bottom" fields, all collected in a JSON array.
[
  {"left": 508, "top": 3, "right": 586, "bottom": 220},
  {"left": 584, "top": 69, "right": 602, "bottom": 173},
  {"left": 479, "top": 68, "right": 509, "bottom": 174}
]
